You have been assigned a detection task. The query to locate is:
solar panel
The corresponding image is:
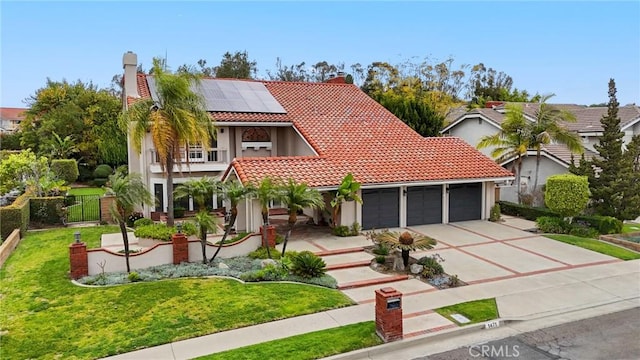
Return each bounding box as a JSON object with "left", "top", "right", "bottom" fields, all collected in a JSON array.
[{"left": 147, "top": 78, "right": 286, "bottom": 114}]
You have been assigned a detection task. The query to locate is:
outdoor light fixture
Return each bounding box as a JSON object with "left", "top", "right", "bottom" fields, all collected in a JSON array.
[
  {"left": 74, "top": 231, "right": 81, "bottom": 244},
  {"left": 177, "top": 222, "right": 182, "bottom": 234}
]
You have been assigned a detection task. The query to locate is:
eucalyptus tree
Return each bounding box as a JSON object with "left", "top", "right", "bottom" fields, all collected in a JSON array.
[{"left": 124, "top": 58, "right": 213, "bottom": 226}]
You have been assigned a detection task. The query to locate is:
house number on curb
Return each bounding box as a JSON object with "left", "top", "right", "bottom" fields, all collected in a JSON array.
[{"left": 484, "top": 320, "right": 500, "bottom": 329}]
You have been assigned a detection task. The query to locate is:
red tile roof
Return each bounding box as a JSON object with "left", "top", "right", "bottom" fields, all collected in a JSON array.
[
  {"left": 137, "top": 75, "right": 513, "bottom": 187},
  {"left": 0, "top": 107, "right": 28, "bottom": 120}
]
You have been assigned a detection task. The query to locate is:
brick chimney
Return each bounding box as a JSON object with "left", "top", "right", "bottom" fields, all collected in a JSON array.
[
  {"left": 122, "top": 51, "right": 139, "bottom": 98},
  {"left": 326, "top": 71, "right": 346, "bottom": 84}
]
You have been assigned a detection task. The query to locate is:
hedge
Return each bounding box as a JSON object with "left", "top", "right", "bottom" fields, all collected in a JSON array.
[
  {"left": 29, "top": 197, "right": 66, "bottom": 225},
  {"left": 93, "top": 164, "right": 113, "bottom": 178},
  {"left": 574, "top": 215, "right": 623, "bottom": 235},
  {"left": 545, "top": 174, "right": 589, "bottom": 219},
  {"left": 51, "top": 159, "right": 79, "bottom": 185},
  {"left": 0, "top": 193, "right": 30, "bottom": 241},
  {"left": 498, "top": 201, "right": 559, "bottom": 221}
]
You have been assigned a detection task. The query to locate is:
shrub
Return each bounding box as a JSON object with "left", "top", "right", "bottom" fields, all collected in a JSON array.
[
  {"left": 248, "top": 247, "right": 282, "bottom": 260},
  {"left": 93, "top": 164, "right": 113, "bottom": 178},
  {"left": 275, "top": 234, "right": 284, "bottom": 244},
  {"left": 29, "top": 197, "right": 65, "bottom": 224},
  {"left": 0, "top": 193, "right": 30, "bottom": 239},
  {"left": 173, "top": 206, "right": 186, "bottom": 219},
  {"left": 375, "top": 255, "right": 386, "bottom": 264},
  {"left": 332, "top": 225, "right": 351, "bottom": 237},
  {"left": 92, "top": 178, "right": 108, "bottom": 187},
  {"left": 489, "top": 203, "right": 501, "bottom": 222},
  {"left": 290, "top": 251, "right": 326, "bottom": 278},
  {"left": 77, "top": 164, "right": 93, "bottom": 182},
  {"left": 372, "top": 243, "right": 389, "bottom": 256},
  {"left": 128, "top": 272, "right": 141, "bottom": 282},
  {"left": 50, "top": 159, "right": 79, "bottom": 185},
  {"left": 536, "top": 216, "right": 571, "bottom": 234},
  {"left": 569, "top": 225, "right": 599, "bottom": 239},
  {"left": 417, "top": 256, "right": 444, "bottom": 279},
  {"left": 127, "top": 212, "right": 144, "bottom": 227},
  {"left": 133, "top": 224, "right": 174, "bottom": 241},
  {"left": 351, "top": 222, "right": 361, "bottom": 234},
  {"left": 545, "top": 174, "right": 590, "bottom": 220},
  {"left": 180, "top": 221, "right": 197, "bottom": 236},
  {"left": 133, "top": 218, "right": 153, "bottom": 228},
  {"left": 574, "top": 215, "right": 623, "bottom": 235},
  {"left": 498, "top": 201, "right": 559, "bottom": 221}
]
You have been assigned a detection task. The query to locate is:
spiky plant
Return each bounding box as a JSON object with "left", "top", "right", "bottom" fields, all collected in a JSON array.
[{"left": 367, "top": 230, "right": 437, "bottom": 267}]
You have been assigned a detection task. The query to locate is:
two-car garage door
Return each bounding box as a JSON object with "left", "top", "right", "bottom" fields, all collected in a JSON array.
[{"left": 362, "top": 183, "right": 482, "bottom": 229}]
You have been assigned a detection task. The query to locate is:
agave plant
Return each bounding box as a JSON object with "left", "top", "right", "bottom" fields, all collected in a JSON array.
[{"left": 367, "top": 230, "right": 437, "bottom": 267}]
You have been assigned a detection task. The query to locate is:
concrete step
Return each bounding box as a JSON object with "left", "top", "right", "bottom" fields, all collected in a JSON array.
[
  {"left": 326, "top": 260, "right": 372, "bottom": 271},
  {"left": 314, "top": 247, "right": 365, "bottom": 257},
  {"left": 337, "top": 274, "right": 410, "bottom": 290}
]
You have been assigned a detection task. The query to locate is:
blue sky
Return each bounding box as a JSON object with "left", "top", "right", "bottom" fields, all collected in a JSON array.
[{"left": 1, "top": 1, "right": 639, "bottom": 108}]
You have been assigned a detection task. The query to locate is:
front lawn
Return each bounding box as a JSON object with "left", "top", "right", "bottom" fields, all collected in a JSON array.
[
  {"left": 434, "top": 298, "right": 499, "bottom": 325},
  {"left": 67, "top": 187, "right": 106, "bottom": 196},
  {"left": 0, "top": 227, "right": 353, "bottom": 360},
  {"left": 195, "top": 321, "right": 381, "bottom": 360},
  {"left": 623, "top": 223, "right": 640, "bottom": 234},
  {"left": 545, "top": 234, "right": 640, "bottom": 260}
]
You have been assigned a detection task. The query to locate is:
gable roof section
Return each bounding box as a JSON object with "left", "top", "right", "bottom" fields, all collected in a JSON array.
[
  {"left": 137, "top": 75, "right": 513, "bottom": 187},
  {"left": 0, "top": 107, "right": 27, "bottom": 120},
  {"left": 501, "top": 143, "right": 599, "bottom": 169},
  {"left": 442, "top": 108, "right": 505, "bottom": 132}
]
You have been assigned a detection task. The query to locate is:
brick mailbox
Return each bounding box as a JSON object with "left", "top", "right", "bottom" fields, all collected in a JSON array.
[{"left": 375, "top": 287, "right": 403, "bottom": 342}]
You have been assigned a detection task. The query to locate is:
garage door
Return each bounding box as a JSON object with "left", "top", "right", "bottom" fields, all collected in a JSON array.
[
  {"left": 449, "top": 183, "right": 482, "bottom": 222},
  {"left": 362, "top": 188, "right": 399, "bottom": 229},
  {"left": 407, "top": 186, "right": 442, "bottom": 226}
]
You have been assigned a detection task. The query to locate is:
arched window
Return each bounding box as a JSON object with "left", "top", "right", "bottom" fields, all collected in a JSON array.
[{"left": 242, "top": 127, "right": 270, "bottom": 142}]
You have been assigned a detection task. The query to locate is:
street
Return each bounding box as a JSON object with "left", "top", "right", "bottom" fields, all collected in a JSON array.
[{"left": 419, "top": 307, "right": 640, "bottom": 360}]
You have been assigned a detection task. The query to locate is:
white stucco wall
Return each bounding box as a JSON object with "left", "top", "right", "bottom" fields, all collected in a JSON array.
[
  {"left": 501, "top": 156, "right": 568, "bottom": 202},
  {"left": 188, "top": 235, "right": 261, "bottom": 262},
  {"left": 484, "top": 182, "right": 495, "bottom": 218},
  {"left": 448, "top": 117, "right": 501, "bottom": 157},
  {"left": 339, "top": 199, "right": 357, "bottom": 227},
  {"left": 87, "top": 244, "right": 173, "bottom": 275}
]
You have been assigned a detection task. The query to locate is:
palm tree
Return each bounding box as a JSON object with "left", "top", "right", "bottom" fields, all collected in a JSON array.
[
  {"left": 253, "top": 177, "right": 284, "bottom": 258},
  {"left": 124, "top": 58, "right": 213, "bottom": 227},
  {"left": 106, "top": 171, "right": 153, "bottom": 273},
  {"left": 527, "top": 95, "right": 583, "bottom": 192},
  {"left": 174, "top": 176, "right": 218, "bottom": 211},
  {"left": 280, "top": 179, "right": 325, "bottom": 256},
  {"left": 194, "top": 210, "right": 218, "bottom": 264},
  {"left": 330, "top": 173, "right": 362, "bottom": 228},
  {"left": 367, "top": 230, "right": 436, "bottom": 268},
  {"left": 478, "top": 104, "right": 530, "bottom": 201},
  {"left": 208, "top": 180, "right": 254, "bottom": 263}
]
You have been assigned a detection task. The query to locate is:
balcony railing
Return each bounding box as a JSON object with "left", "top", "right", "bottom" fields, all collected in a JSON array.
[{"left": 149, "top": 148, "right": 229, "bottom": 165}]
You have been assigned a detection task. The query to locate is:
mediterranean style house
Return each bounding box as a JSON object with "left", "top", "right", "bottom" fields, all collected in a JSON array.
[
  {"left": 442, "top": 102, "right": 640, "bottom": 202},
  {"left": 122, "top": 52, "right": 513, "bottom": 232}
]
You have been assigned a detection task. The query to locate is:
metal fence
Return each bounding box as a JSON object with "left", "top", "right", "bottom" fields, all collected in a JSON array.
[{"left": 65, "top": 195, "right": 101, "bottom": 223}]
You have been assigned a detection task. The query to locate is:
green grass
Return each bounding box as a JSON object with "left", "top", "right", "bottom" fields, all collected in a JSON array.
[
  {"left": 195, "top": 321, "right": 382, "bottom": 360},
  {"left": 434, "top": 298, "right": 498, "bottom": 325},
  {"left": 545, "top": 234, "right": 640, "bottom": 260},
  {"left": 67, "top": 187, "right": 106, "bottom": 196},
  {"left": 622, "top": 223, "right": 640, "bottom": 234},
  {"left": 0, "top": 227, "right": 354, "bottom": 360}
]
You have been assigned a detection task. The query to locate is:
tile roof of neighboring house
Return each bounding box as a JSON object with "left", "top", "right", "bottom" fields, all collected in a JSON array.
[
  {"left": 0, "top": 107, "right": 28, "bottom": 120},
  {"left": 540, "top": 144, "right": 599, "bottom": 166},
  {"left": 136, "top": 75, "right": 513, "bottom": 187}
]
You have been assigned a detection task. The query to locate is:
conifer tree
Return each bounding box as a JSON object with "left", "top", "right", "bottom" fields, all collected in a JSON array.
[
  {"left": 619, "top": 135, "right": 640, "bottom": 220},
  {"left": 588, "top": 79, "right": 628, "bottom": 219}
]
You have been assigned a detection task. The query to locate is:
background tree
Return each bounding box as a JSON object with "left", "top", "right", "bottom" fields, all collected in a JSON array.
[
  {"left": 266, "top": 58, "right": 310, "bottom": 82},
  {"left": 371, "top": 92, "right": 444, "bottom": 136},
  {"left": 545, "top": 174, "right": 590, "bottom": 223},
  {"left": 106, "top": 171, "right": 153, "bottom": 273},
  {"left": 209, "top": 180, "right": 254, "bottom": 263},
  {"left": 0, "top": 132, "right": 22, "bottom": 150},
  {"left": 0, "top": 149, "right": 46, "bottom": 194},
  {"left": 45, "top": 132, "right": 79, "bottom": 159},
  {"left": 467, "top": 63, "right": 540, "bottom": 108},
  {"left": 124, "top": 58, "right": 213, "bottom": 226},
  {"left": 21, "top": 79, "right": 125, "bottom": 167},
  {"left": 174, "top": 177, "right": 218, "bottom": 211},
  {"left": 588, "top": 79, "right": 631, "bottom": 220},
  {"left": 280, "top": 179, "right": 325, "bottom": 256},
  {"left": 214, "top": 51, "right": 258, "bottom": 79},
  {"left": 619, "top": 134, "right": 640, "bottom": 220}
]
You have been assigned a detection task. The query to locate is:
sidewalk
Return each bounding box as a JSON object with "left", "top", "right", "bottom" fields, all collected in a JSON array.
[{"left": 102, "top": 258, "right": 640, "bottom": 360}]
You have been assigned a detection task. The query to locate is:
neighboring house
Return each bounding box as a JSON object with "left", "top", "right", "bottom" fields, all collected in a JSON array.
[
  {"left": 442, "top": 102, "right": 640, "bottom": 202},
  {"left": 122, "top": 52, "right": 513, "bottom": 232},
  {"left": 0, "top": 107, "right": 27, "bottom": 133}
]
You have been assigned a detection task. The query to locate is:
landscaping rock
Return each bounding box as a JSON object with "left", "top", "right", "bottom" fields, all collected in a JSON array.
[
  {"left": 410, "top": 264, "right": 424, "bottom": 274},
  {"left": 218, "top": 262, "right": 229, "bottom": 269},
  {"left": 260, "top": 259, "right": 278, "bottom": 268},
  {"left": 393, "top": 252, "right": 405, "bottom": 271}
]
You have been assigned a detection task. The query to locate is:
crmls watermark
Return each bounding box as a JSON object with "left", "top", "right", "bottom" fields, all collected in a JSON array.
[{"left": 469, "top": 344, "right": 521, "bottom": 358}]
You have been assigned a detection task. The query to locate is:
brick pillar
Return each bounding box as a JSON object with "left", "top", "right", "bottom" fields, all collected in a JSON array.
[
  {"left": 375, "top": 287, "right": 403, "bottom": 342},
  {"left": 100, "top": 196, "right": 116, "bottom": 224},
  {"left": 172, "top": 233, "right": 189, "bottom": 264},
  {"left": 261, "top": 225, "right": 277, "bottom": 247},
  {"left": 69, "top": 242, "right": 88, "bottom": 279}
]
